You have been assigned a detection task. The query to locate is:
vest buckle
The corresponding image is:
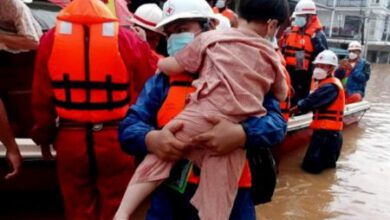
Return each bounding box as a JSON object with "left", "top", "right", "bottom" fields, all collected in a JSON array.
[{"left": 92, "top": 123, "right": 103, "bottom": 131}]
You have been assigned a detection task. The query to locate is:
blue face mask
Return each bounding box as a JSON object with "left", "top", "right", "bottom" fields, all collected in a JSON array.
[
  {"left": 295, "top": 16, "right": 307, "bottom": 28},
  {"left": 167, "top": 32, "right": 195, "bottom": 56}
]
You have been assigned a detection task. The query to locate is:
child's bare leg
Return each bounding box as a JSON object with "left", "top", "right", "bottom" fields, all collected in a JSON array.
[{"left": 114, "top": 180, "right": 163, "bottom": 220}]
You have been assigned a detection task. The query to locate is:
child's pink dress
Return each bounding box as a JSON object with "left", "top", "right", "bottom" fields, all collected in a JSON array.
[{"left": 131, "top": 28, "right": 287, "bottom": 220}]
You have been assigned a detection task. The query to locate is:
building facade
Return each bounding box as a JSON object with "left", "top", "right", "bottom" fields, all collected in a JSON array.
[{"left": 314, "top": 0, "right": 390, "bottom": 63}]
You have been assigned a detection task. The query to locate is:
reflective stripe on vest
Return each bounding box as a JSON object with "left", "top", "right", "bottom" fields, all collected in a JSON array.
[
  {"left": 156, "top": 73, "right": 252, "bottom": 187},
  {"left": 48, "top": 21, "right": 130, "bottom": 123},
  {"left": 284, "top": 25, "right": 319, "bottom": 71},
  {"left": 310, "top": 77, "right": 345, "bottom": 131}
]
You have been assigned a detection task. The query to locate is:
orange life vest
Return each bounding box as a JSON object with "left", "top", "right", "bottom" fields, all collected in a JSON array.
[
  {"left": 310, "top": 77, "right": 345, "bottom": 131},
  {"left": 284, "top": 18, "right": 322, "bottom": 71},
  {"left": 48, "top": 0, "right": 130, "bottom": 123},
  {"left": 157, "top": 73, "right": 252, "bottom": 187},
  {"left": 213, "top": 7, "right": 235, "bottom": 24}
]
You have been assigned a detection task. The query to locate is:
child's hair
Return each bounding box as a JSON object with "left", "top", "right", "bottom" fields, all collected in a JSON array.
[{"left": 238, "top": 0, "right": 289, "bottom": 25}]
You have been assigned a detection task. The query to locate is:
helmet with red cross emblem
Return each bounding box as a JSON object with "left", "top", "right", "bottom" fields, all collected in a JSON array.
[{"left": 156, "top": 0, "right": 217, "bottom": 31}]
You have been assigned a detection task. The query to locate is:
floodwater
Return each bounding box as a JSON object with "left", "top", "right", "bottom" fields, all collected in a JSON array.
[{"left": 257, "top": 64, "right": 390, "bottom": 220}]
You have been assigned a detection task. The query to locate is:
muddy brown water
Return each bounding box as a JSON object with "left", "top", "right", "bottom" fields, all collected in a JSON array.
[
  {"left": 257, "top": 64, "right": 390, "bottom": 220},
  {"left": 1, "top": 65, "right": 389, "bottom": 220}
]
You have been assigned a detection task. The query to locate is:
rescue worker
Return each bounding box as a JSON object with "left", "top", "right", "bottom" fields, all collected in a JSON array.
[
  {"left": 0, "top": 99, "right": 22, "bottom": 180},
  {"left": 290, "top": 50, "right": 345, "bottom": 174},
  {"left": 335, "top": 41, "right": 370, "bottom": 104},
  {"left": 282, "top": 0, "right": 328, "bottom": 107},
  {"left": 118, "top": 0, "right": 288, "bottom": 219},
  {"left": 130, "top": 3, "right": 165, "bottom": 57},
  {"left": 31, "top": 0, "right": 156, "bottom": 219},
  {"left": 213, "top": 0, "right": 238, "bottom": 27}
]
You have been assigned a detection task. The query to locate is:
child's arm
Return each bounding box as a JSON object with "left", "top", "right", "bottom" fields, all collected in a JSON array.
[
  {"left": 158, "top": 57, "right": 185, "bottom": 75},
  {"left": 271, "top": 76, "right": 288, "bottom": 102}
]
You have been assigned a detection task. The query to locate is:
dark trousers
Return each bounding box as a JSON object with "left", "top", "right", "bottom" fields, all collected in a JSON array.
[
  {"left": 302, "top": 129, "right": 343, "bottom": 174},
  {"left": 146, "top": 184, "right": 256, "bottom": 220},
  {"left": 287, "top": 67, "right": 313, "bottom": 107}
]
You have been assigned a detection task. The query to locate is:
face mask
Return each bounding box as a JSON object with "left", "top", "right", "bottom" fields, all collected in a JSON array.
[
  {"left": 215, "top": 0, "right": 226, "bottom": 9},
  {"left": 295, "top": 16, "right": 307, "bottom": 28},
  {"left": 348, "top": 52, "right": 358, "bottom": 60},
  {"left": 313, "top": 68, "right": 328, "bottom": 80},
  {"left": 270, "top": 36, "right": 278, "bottom": 49},
  {"left": 167, "top": 32, "right": 195, "bottom": 56}
]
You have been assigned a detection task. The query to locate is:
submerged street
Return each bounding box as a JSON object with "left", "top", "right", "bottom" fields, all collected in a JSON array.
[{"left": 257, "top": 64, "right": 390, "bottom": 220}]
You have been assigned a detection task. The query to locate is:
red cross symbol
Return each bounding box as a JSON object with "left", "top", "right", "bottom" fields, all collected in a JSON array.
[{"left": 166, "top": 7, "right": 174, "bottom": 15}]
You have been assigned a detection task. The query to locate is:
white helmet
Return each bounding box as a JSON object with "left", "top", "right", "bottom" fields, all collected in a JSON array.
[
  {"left": 348, "top": 41, "right": 362, "bottom": 51},
  {"left": 215, "top": 13, "right": 231, "bottom": 30},
  {"left": 294, "top": 0, "right": 316, "bottom": 15},
  {"left": 291, "top": 12, "right": 297, "bottom": 20},
  {"left": 130, "top": 4, "right": 164, "bottom": 34},
  {"left": 313, "top": 50, "right": 338, "bottom": 67},
  {"left": 156, "top": 0, "right": 217, "bottom": 31}
]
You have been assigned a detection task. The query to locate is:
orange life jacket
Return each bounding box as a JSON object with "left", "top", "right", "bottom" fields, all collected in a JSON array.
[
  {"left": 276, "top": 49, "right": 292, "bottom": 121},
  {"left": 310, "top": 77, "right": 345, "bottom": 131},
  {"left": 48, "top": 0, "right": 130, "bottom": 123},
  {"left": 284, "top": 18, "right": 322, "bottom": 71},
  {"left": 213, "top": 7, "right": 235, "bottom": 24},
  {"left": 157, "top": 73, "right": 252, "bottom": 187}
]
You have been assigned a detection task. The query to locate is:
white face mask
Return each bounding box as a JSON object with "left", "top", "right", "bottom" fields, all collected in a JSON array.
[
  {"left": 313, "top": 68, "right": 328, "bottom": 80},
  {"left": 348, "top": 52, "right": 358, "bottom": 60},
  {"left": 295, "top": 16, "right": 306, "bottom": 28},
  {"left": 215, "top": 0, "right": 226, "bottom": 8}
]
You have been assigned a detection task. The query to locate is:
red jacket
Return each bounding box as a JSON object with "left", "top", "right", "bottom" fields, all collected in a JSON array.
[{"left": 32, "top": 27, "right": 156, "bottom": 145}]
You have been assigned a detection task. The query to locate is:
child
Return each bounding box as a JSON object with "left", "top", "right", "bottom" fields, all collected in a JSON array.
[{"left": 115, "top": 0, "right": 289, "bottom": 219}]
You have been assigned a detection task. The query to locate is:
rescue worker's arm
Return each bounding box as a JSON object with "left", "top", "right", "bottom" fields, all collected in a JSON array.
[
  {"left": 352, "top": 61, "right": 371, "bottom": 83},
  {"left": 311, "top": 31, "right": 328, "bottom": 60},
  {"left": 119, "top": 74, "right": 189, "bottom": 161},
  {"left": 158, "top": 57, "right": 185, "bottom": 75},
  {"left": 296, "top": 83, "right": 338, "bottom": 113},
  {"left": 31, "top": 30, "right": 57, "bottom": 157},
  {"left": 0, "top": 99, "right": 22, "bottom": 179},
  {"left": 0, "top": 33, "right": 39, "bottom": 50}
]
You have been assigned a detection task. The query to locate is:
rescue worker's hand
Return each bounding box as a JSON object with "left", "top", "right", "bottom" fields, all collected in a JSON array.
[
  {"left": 290, "top": 106, "right": 299, "bottom": 115},
  {"left": 40, "top": 144, "right": 54, "bottom": 161},
  {"left": 5, "top": 147, "right": 22, "bottom": 179},
  {"left": 340, "top": 59, "right": 351, "bottom": 70},
  {"left": 130, "top": 26, "right": 147, "bottom": 42},
  {"left": 145, "top": 122, "right": 188, "bottom": 161},
  {"left": 191, "top": 116, "right": 246, "bottom": 156}
]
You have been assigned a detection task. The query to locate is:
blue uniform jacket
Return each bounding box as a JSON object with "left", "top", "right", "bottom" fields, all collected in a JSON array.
[
  {"left": 119, "top": 73, "right": 287, "bottom": 158},
  {"left": 311, "top": 30, "right": 328, "bottom": 61},
  {"left": 335, "top": 58, "right": 370, "bottom": 97},
  {"left": 297, "top": 82, "right": 339, "bottom": 113}
]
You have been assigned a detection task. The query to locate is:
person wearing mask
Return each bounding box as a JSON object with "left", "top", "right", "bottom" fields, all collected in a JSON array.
[
  {"left": 115, "top": 0, "right": 289, "bottom": 217},
  {"left": 335, "top": 41, "right": 370, "bottom": 104},
  {"left": 115, "top": 0, "right": 288, "bottom": 219},
  {"left": 282, "top": 0, "right": 328, "bottom": 107},
  {"left": 213, "top": 0, "right": 238, "bottom": 27},
  {"left": 130, "top": 3, "right": 165, "bottom": 58},
  {"left": 0, "top": 0, "right": 42, "bottom": 51},
  {"left": 31, "top": 0, "right": 156, "bottom": 219},
  {"left": 0, "top": 99, "right": 22, "bottom": 180},
  {"left": 290, "top": 50, "right": 345, "bottom": 174}
]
